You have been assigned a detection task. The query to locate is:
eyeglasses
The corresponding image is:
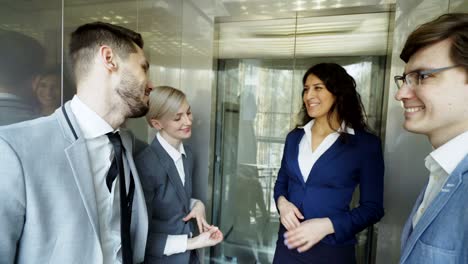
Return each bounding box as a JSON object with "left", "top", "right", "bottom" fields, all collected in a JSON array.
[{"left": 394, "top": 65, "right": 460, "bottom": 90}]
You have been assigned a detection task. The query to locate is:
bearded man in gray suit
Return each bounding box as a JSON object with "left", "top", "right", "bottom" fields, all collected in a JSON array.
[{"left": 0, "top": 22, "right": 154, "bottom": 264}]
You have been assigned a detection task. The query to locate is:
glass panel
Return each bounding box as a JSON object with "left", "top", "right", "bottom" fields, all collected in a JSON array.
[
  {"left": 180, "top": 1, "right": 215, "bottom": 204},
  {"left": 0, "top": 0, "right": 62, "bottom": 126},
  {"left": 213, "top": 59, "right": 294, "bottom": 263}
]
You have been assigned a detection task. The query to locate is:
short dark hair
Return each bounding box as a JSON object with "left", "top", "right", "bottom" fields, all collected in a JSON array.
[
  {"left": 299, "top": 63, "right": 369, "bottom": 134},
  {"left": 69, "top": 21, "right": 144, "bottom": 80},
  {"left": 0, "top": 30, "right": 45, "bottom": 89},
  {"left": 400, "top": 13, "right": 468, "bottom": 74}
]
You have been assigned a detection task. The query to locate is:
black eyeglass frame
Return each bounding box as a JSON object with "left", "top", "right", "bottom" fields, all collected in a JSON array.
[{"left": 394, "top": 65, "right": 460, "bottom": 89}]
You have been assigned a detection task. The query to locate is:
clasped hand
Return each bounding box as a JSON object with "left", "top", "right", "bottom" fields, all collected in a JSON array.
[
  {"left": 277, "top": 196, "right": 334, "bottom": 253},
  {"left": 184, "top": 201, "right": 224, "bottom": 250}
]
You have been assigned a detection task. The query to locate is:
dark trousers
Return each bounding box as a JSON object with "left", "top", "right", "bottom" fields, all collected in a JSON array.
[{"left": 273, "top": 237, "right": 356, "bottom": 264}]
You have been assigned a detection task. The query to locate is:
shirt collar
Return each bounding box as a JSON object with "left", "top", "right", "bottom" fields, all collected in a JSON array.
[
  {"left": 429, "top": 130, "right": 468, "bottom": 175},
  {"left": 157, "top": 132, "right": 186, "bottom": 162},
  {"left": 70, "top": 95, "right": 115, "bottom": 139},
  {"left": 300, "top": 119, "right": 355, "bottom": 135},
  {"left": 0, "top": 93, "right": 21, "bottom": 100}
]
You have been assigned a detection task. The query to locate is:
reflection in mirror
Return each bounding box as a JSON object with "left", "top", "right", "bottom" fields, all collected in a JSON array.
[
  {"left": 0, "top": 30, "right": 45, "bottom": 126},
  {"left": 0, "top": 0, "right": 62, "bottom": 125},
  {"left": 33, "top": 66, "right": 62, "bottom": 116}
]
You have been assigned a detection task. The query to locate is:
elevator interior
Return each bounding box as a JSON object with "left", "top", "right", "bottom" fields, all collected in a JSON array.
[{"left": 1, "top": 0, "right": 467, "bottom": 263}]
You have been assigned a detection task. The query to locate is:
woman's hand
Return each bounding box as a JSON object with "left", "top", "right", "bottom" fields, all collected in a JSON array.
[
  {"left": 187, "top": 226, "right": 224, "bottom": 250},
  {"left": 183, "top": 200, "right": 210, "bottom": 233},
  {"left": 283, "top": 218, "right": 335, "bottom": 253},
  {"left": 277, "top": 196, "right": 304, "bottom": 231}
]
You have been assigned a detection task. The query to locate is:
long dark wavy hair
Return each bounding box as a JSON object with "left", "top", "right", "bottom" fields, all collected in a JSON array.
[{"left": 298, "top": 63, "right": 369, "bottom": 137}]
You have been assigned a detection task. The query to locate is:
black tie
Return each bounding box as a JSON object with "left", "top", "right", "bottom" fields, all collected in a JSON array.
[{"left": 106, "top": 132, "right": 134, "bottom": 264}]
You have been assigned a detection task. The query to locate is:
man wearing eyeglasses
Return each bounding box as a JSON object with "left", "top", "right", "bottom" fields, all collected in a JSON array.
[{"left": 394, "top": 13, "right": 468, "bottom": 264}]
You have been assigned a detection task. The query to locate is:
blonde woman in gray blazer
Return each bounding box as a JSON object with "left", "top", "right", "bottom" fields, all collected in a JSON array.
[{"left": 135, "top": 86, "right": 223, "bottom": 263}]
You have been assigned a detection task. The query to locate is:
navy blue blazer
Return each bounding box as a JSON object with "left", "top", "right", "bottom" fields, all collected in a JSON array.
[{"left": 273, "top": 128, "right": 385, "bottom": 245}]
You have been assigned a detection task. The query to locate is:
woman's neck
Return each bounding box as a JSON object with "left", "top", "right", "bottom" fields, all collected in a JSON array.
[
  {"left": 312, "top": 115, "right": 340, "bottom": 136},
  {"left": 160, "top": 131, "right": 182, "bottom": 150}
]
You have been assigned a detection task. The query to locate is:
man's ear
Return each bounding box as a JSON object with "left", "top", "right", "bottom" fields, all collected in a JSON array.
[
  {"left": 99, "top": 45, "right": 118, "bottom": 71},
  {"left": 150, "top": 119, "right": 163, "bottom": 130}
]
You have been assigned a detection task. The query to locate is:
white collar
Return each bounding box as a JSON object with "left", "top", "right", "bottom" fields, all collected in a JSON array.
[
  {"left": 70, "top": 95, "right": 115, "bottom": 139},
  {"left": 157, "top": 132, "right": 186, "bottom": 162},
  {"left": 300, "top": 119, "right": 355, "bottom": 135},
  {"left": 429, "top": 130, "right": 468, "bottom": 175},
  {"left": 0, "top": 93, "right": 21, "bottom": 100}
]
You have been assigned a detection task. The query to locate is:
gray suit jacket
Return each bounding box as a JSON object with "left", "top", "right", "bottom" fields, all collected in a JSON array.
[
  {"left": 0, "top": 102, "right": 148, "bottom": 264},
  {"left": 135, "top": 137, "right": 196, "bottom": 264},
  {"left": 0, "top": 95, "right": 37, "bottom": 126}
]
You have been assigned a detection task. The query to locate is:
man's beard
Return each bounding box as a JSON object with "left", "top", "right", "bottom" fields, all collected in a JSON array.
[{"left": 116, "top": 71, "right": 149, "bottom": 118}]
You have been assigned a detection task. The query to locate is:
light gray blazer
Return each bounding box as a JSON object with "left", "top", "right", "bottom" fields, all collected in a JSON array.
[
  {"left": 0, "top": 102, "right": 148, "bottom": 264},
  {"left": 135, "top": 137, "right": 197, "bottom": 264},
  {"left": 400, "top": 154, "right": 468, "bottom": 264}
]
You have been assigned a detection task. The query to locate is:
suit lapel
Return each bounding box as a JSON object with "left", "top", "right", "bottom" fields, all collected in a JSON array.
[
  {"left": 290, "top": 130, "right": 305, "bottom": 184},
  {"left": 400, "top": 156, "right": 468, "bottom": 263},
  {"left": 292, "top": 129, "right": 350, "bottom": 185},
  {"left": 306, "top": 136, "right": 349, "bottom": 184},
  {"left": 183, "top": 152, "right": 192, "bottom": 207},
  {"left": 400, "top": 186, "right": 425, "bottom": 256},
  {"left": 120, "top": 131, "right": 148, "bottom": 262},
  {"left": 151, "top": 138, "right": 190, "bottom": 212},
  {"left": 58, "top": 103, "right": 100, "bottom": 240}
]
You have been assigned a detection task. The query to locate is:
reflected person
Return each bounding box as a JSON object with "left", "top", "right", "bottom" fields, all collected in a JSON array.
[
  {"left": 229, "top": 85, "right": 269, "bottom": 263},
  {"left": 0, "top": 22, "right": 153, "bottom": 263},
  {"left": 135, "top": 86, "right": 223, "bottom": 264},
  {"left": 395, "top": 13, "right": 468, "bottom": 263},
  {"left": 32, "top": 66, "right": 61, "bottom": 116},
  {"left": 273, "top": 63, "right": 385, "bottom": 264},
  {"left": 0, "top": 30, "right": 45, "bottom": 126}
]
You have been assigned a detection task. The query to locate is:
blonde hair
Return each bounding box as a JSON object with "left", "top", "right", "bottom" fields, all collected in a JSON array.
[{"left": 146, "top": 85, "right": 186, "bottom": 126}]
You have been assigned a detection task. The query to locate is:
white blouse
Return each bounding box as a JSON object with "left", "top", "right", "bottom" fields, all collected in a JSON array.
[{"left": 298, "top": 120, "right": 354, "bottom": 182}]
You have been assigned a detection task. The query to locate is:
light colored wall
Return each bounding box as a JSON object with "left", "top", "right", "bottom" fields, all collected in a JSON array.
[{"left": 180, "top": 1, "right": 215, "bottom": 203}]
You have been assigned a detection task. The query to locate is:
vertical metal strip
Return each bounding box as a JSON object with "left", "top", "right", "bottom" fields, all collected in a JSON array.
[
  {"left": 179, "top": 0, "right": 184, "bottom": 90},
  {"left": 61, "top": 0, "right": 64, "bottom": 106},
  {"left": 291, "top": 12, "right": 298, "bottom": 129}
]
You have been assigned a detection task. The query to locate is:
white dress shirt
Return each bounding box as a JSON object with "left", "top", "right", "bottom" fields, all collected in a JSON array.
[
  {"left": 298, "top": 120, "right": 354, "bottom": 182},
  {"left": 157, "top": 133, "right": 199, "bottom": 256},
  {"left": 70, "top": 95, "right": 125, "bottom": 264},
  {"left": 0, "top": 92, "right": 20, "bottom": 100},
  {"left": 412, "top": 130, "right": 468, "bottom": 227}
]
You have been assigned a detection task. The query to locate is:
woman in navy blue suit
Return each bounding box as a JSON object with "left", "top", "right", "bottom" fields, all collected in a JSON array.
[{"left": 273, "top": 63, "right": 385, "bottom": 263}]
